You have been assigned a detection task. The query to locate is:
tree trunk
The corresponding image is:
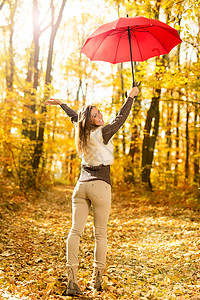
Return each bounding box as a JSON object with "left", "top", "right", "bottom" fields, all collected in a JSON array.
[
  {"left": 185, "top": 103, "right": 190, "bottom": 179},
  {"left": 193, "top": 99, "right": 199, "bottom": 183},
  {"left": 32, "top": 0, "right": 66, "bottom": 177},
  {"left": 142, "top": 88, "right": 160, "bottom": 189},
  {"left": 124, "top": 95, "right": 141, "bottom": 183},
  {"left": 3, "top": 0, "right": 16, "bottom": 177},
  {"left": 119, "top": 63, "right": 126, "bottom": 155},
  {"left": 123, "top": 61, "right": 141, "bottom": 183},
  {"left": 22, "top": 45, "right": 34, "bottom": 137},
  {"left": 22, "top": 0, "right": 40, "bottom": 140},
  {"left": 174, "top": 14, "right": 182, "bottom": 186},
  {"left": 19, "top": 0, "right": 41, "bottom": 189},
  {"left": 166, "top": 94, "right": 173, "bottom": 170},
  {"left": 141, "top": 0, "right": 161, "bottom": 189},
  {"left": 174, "top": 101, "right": 180, "bottom": 186},
  {"left": 29, "top": 0, "right": 40, "bottom": 142},
  {"left": 194, "top": 30, "right": 200, "bottom": 183}
]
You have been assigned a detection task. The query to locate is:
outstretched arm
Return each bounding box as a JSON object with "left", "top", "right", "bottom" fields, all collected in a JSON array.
[
  {"left": 45, "top": 98, "right": 78, "bottom": 123},
  {"left": 102, "top": 87, "right": 139, "bottom": 144}
]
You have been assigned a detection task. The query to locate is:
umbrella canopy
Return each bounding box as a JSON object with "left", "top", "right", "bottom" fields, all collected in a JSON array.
[
  {"left": 81, "top": 16, "right": 182, "bottom": 63},
  {"left": 81, "top": 16, "right": 182, "bottom": 85}
]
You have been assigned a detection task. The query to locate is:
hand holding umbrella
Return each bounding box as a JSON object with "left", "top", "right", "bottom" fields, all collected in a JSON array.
[{"left": 128, "top": 86, "right": 139, "bottom": 98}]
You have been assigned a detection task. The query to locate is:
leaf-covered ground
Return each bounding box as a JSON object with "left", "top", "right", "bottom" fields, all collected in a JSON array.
[{"left": 0, "top": 183, "right": 200, "bottom": 300}]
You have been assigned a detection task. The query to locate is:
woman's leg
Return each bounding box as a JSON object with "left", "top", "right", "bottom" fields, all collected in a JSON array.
[
  {"left": 86, "top": 180, "right": 111, "bottom": 269},
  {"left": 66, "top": 182, "right": 91, "bottom": 283}
]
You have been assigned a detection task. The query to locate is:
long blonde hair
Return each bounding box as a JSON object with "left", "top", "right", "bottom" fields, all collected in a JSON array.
[{"left": 75, "top": 105, "right": 96, "bottom": 155}]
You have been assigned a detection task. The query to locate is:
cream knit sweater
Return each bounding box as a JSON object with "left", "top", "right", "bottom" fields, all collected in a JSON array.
[{"left": 81, "top": 126, "right": 114, "bottom": 167}]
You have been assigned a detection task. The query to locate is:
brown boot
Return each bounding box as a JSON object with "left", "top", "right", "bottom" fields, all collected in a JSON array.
[
  {"left": 92, "top": 267, "right": 104, "bottom": 291},
  {"left": 66, "top": 266, "right": 83, "bottom": 295},
  {"left": 66, "top": 280, "right": 83, "bottom": 295}
]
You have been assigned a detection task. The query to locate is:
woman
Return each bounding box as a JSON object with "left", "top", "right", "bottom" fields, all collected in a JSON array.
[{"left": 45, "top": 86, "right": 139, "bottom": 295}]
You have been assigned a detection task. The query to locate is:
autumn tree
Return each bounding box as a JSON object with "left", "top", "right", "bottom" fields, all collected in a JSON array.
[
  {"left": 18, "top": 0, "right": 67, "bottom": 189},
  {"left": 141, "top": 0, "right": 162, "bottom": 189},
  {"left": 2, "top": 0, "right": 18, "bottom": 178},
  {"left": 189, "top": 1, "right": 200, "bottom": 183}
]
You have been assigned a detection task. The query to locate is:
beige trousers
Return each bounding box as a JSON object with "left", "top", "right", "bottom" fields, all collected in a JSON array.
[{"left": 66, "top": 180, "right": 111, "bottom": 270}]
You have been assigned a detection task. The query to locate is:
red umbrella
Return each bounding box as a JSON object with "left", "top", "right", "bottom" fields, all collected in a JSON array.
[{"left": 81, "top": 16, "right": 182, "bottom": 86}]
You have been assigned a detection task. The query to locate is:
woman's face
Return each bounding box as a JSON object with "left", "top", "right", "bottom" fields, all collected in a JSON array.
[{"left": 91, "top": 107, "right": 104, "bottom": 126}]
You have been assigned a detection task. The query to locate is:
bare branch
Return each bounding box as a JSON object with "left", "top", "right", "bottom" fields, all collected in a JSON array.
[
  {"left": 54, "top": 0, "right": 67, "bottom": 34},
  {"left": 39, "top": 6, "right": 50, "bottom": 31},
  {"left": 0, "top": 0, "right": 6, "bottom": 10},
  {"left": 40, "top": 25, "right": 49, "bottom": 35},
  {"left": 40, "top": 0, "right": 67, "bottom": 36}
]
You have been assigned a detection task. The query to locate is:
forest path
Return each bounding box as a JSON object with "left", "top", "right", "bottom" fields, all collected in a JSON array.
[{"left": 0, "top": 184, "right": 199, "bottom": 299}]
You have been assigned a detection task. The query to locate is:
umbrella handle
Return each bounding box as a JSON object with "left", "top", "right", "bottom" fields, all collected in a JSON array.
[{"left": 128, "top": 26, "right": 135, "bottom": 87}]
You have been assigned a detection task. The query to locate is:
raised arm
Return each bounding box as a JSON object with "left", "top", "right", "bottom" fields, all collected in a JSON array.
[
  {"left": 45, "top": 98, "right": 78, "bottom": 123},
  {"left": 102, "top": 87, "right": 139, "bottom": 144}
]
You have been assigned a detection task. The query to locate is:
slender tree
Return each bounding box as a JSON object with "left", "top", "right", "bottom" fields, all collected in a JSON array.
[
  {"left": 174, "top": 13, "right": 182, "bottom": 186},
  {"left": 3, "top": 0, "right": 18, "bottom": 177},
  {"left": 141, "top": 0, "right": 161, "bottom": 189},
  {"left": 193, "top": 13, "right": 200, "bottom": 183},
  {"left": 166, "top": 96, "right": 174, "bottom": 171},
  {"left": 31, "top": 0, "right": 67, "bottom": 178}
]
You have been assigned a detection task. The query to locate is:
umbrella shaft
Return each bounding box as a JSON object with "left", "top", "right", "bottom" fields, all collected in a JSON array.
[{"left": 128, "top": 26, "right": 135, "bottom": 87}]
